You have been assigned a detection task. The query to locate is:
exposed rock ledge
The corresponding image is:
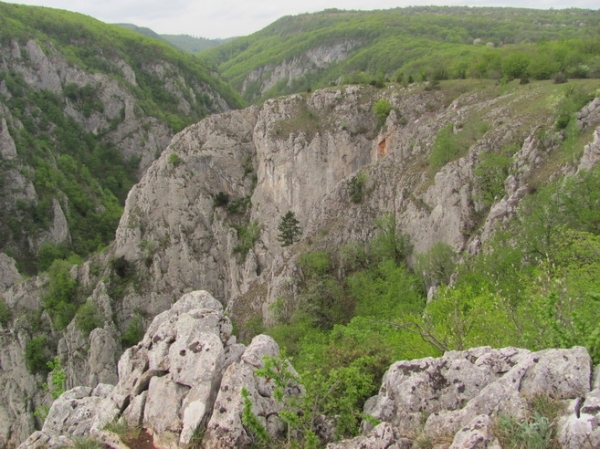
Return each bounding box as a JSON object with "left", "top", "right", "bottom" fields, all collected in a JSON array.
[
  {"left": 18, "top": 292, "right": 600, "bottom": 448},
  {"left": 18, "top": 290, "right": 299, "bottom": 449}
]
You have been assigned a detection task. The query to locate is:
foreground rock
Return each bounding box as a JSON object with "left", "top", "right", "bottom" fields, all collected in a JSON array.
[
  {"left": 18, "top": 290, "right": 299, "bottom": 449},
  {"left": 330, "top": 346, "right": 595, "bottom": 449}
]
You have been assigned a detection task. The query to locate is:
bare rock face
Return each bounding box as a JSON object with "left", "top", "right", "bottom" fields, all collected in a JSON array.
[
  {"left": 0, "top": 252, "right": 20, "bottom": 292},
  {"left": 333, "top": 346, "right": 592, "bottom": 449},
  {"left": 240, "top": 42, "right": 358, "bottom": 100},
  {"left": 17, "top": 291, "right": 298, "bottom": 449}
]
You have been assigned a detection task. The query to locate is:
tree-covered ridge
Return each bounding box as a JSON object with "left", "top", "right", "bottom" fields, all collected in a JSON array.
[
  {"left": 0, "top": 2, "right": 244, "bottom": 115},
  {"left": 0, "top": 1, "right": 245, "bottom": 274},
  {"left": 201, "top": 6, "right": 600, "bottom": 102}
]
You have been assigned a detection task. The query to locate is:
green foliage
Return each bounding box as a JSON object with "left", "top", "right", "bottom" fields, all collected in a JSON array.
[
  {"left": 373, "top": 98, "right": 392, "bottom": 128},
  {"left": 168, "top": 153, "right": 183, "bottom": 166},
  {"left": 474, "top": 145, "right": 516, "bottom": 208},
  {"left": 46, "top": 356, "right": 66, "bottom": 399},
  {"left": 202, "top": 6, "right": 600, "bottom": 102},
  {"left": 0, "top": 297, "right": 11, "bottom": 326},
  {"left": 247, "top": 354, "right": 375, "bottom": 447},
  {"left": 241, "top": 387, "right": 270, "bottom": 447},
  {"left": 103, "top": 416, "right": 140, "bottom": 441},
  {"left": 278, "top": 211, "right": 302, "bottom": 247},
  {"left": 555, "top": 84, "right": 594, "bottom": 131},
  {"left": 121, "top": 315, "right": 144, "bottom": 348},
  {"left": 495, "top": 413, "right": 554, "bottom": 449},
  {"left": 75, "top": 302, "right": 103, "bottom": 336},
  {"left": 37, "top": 242, "right": 73, "bottom": 273},
  {"left": 370, "top": 213, "right": 413, "bottom": 265},
  {"left": 347, "top": 171, "right": 367, "bottom": 203},
  {"left": 415, "top": 242, "right": 455, "bottom": 289},
  {"left": 233, "top": 220, "right": 261, "bottom": 258},
  {"left": 298, "top": 251, "right": 332, "bottom": 277},
  {"left": 430, "top": 121, "right": 489, "bottom": 171},
  {"left": 72, "top": 437, "right": 104, "bottom": 449},
  {"left": 43, "top": 259, "right": 79, "bottom": 330},
  {"left": 213, "top": 191, "right": 230, "bottom": 208},
  {"left": 33, "top": 405, "right": 50, "bottom": 425},
  {"left": 430, "top": 124, "right": 460, "bottom": 170},
  {"left": 25, "top": 336, "right": 52, "bottom": 375}
]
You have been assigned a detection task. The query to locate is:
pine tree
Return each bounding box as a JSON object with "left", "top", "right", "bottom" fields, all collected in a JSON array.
[{"left": 278, "top": 211, "right": 302, "bottom": 247}]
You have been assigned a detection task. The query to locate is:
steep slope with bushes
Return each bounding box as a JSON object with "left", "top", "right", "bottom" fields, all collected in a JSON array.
[
  {"left": 202, "top": 6, "right": 600, "bottom": 102},
  {"left": 0, "top": 2, "right": 243, "bottom": 274},
  {"left": 3, "top": 75, "right": 600, "bottom": 446}
]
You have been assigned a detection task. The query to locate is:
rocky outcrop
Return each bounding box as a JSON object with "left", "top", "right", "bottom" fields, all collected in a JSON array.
[
  {"left": 6, "top": 85, "right": 600, "bottom": 447},
  {"left": 0, "top": 33, "right": 236, "bottom": 269},
  {"left": 18, "top": 290, "right": 299, "bottom": 449},
  {"left": 240, "top": 42, "right": 358, "bottom": 100},
  {"left": 331, "top": 346, "right": 594, "bottom": 449}
]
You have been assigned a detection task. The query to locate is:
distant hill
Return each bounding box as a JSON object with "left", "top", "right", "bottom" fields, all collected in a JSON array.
[
  {"left": 200, "top": 6, "right": 600, "bottom": 103},
  {"left": 115, "top": 23, "right": 164, "bottom": 40},
  {"left": 115, "top": 24, "right": 232, "bottom": 54},
  {"left": 161, "top": 34, "right": 233, "bottom": 53}
]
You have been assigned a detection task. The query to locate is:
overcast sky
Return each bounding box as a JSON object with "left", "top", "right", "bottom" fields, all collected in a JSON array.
[{"left": 2, "top": 1, "right": 598, "bottom": 39}]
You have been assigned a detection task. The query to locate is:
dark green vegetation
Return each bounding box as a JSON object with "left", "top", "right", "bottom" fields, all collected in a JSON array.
[
  {"left": 0, "top": 2, "right": 244, "bottom": 274},
  {"left": 234, "top": 79, "right": 600, "bottom": 445},
  {"left": 250, "top": 167, "right": 600, "bottom": 445},
  {"left": 202, "top": 6, "right": 600, "bottom": 102}
]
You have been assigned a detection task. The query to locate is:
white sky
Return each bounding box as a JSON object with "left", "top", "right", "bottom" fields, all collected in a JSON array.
[{"left": 2, "top": 1, "right": 598, "bottom": 39}]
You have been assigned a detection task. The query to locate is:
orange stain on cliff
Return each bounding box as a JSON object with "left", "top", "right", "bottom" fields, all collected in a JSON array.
[{"left": 378, "top": 137, "right": 388, "bottom": 158}]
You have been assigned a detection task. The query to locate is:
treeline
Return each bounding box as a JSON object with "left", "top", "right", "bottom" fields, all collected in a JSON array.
[{"left": 201, "top": 6, "right": 600, "bottom": 102}]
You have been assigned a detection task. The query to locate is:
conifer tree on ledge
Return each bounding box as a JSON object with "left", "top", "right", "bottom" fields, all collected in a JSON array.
[{"left": 278, "top": 211, "right": 302, "bottom": 247}]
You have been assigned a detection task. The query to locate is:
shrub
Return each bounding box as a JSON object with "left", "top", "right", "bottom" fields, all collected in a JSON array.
[
  {"left": 25, "top": 336, "right": 52, "bottom": 375},
  {"left": 347, "top": 171, "right": 367, "bottom": 203},
  {"left": 43, "top": 259, "right": 79, "bottom": 330},
  {"left": 121, "top": 315, "right": 144, "bottom": 348},
  {"left": 168, "top": 153, "right": 183, "bottom": 166},
  {"left": 0, "top": 297, "right": 11, "bottom": 326},
  {"left": 233, "top": 221, "right": 261, "bottom": 258},
  {"left": 75, "top": 302, "right": 103, "bottom": 336},
  {"left": 373, "top": 98, "right": 392, "bottom": 128},
  {"left": 298, "top": 251, "right": 332, "bottom": 277},
  {"left": 213, "top": 191, "right": 230, "bottom": 208}
]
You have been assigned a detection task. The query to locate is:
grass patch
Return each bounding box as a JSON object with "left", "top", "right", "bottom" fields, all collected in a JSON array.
[{"left": 270, "top": 100, "right": 325, "bottom": 141}]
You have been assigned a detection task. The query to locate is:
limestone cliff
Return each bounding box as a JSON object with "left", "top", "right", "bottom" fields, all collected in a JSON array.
[
  {"left": 3, "top": 81, "right": 600, "bottom": 447},
  {"left": 15, "top": 292, "right": 600, "bottom": 449},
  {"left": 0, "top": 30, "right": 239, "bottom": 272}
]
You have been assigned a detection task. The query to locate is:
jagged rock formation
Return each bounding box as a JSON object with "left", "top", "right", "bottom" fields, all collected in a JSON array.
[
  {"left": 329, "top": 346, "right": 596, "bottom": 449},
  {"left": 0, "top": 32, "right": 238, "bottom": 270},
  {"left": 240, "top": 42, "right": 358, "bottom": 99},
  {"left": 4, "top": 83, "right": 600, "bottom": 447},
  {"left": 18, "top": 290, "right": 299, "bottom": 449},
  {"left": 17, "top": 321, "right": 600, "bottom": 449}
]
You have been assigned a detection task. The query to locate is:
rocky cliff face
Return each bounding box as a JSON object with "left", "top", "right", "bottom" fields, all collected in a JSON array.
[
  {"left": 0, "top": 35, "right": 236, "bottom": 271},
  {"left": 15, "top": 292, "right": 600, "bottom": 449},
  {"left": 18, "top": 291, "right": 299, "bottom": 449},
  {"left": 240, "top": 42, "right": 358, "bottom": 100},
  {"left": 3, "top": 81, "right": 600, "bottom": 447}
]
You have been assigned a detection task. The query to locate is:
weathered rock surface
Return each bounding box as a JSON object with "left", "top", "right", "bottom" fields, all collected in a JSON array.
[
  {"left": 18, "top": 291, "right": 299, "bottom": 449},
  {"left": 5, "top": 85, "right": 600, "bottom": 447},
  {"left": 333, "top": 346, "right": 593, "bottom": 449}
]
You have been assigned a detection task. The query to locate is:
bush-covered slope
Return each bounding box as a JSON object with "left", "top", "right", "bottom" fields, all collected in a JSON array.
[
  {"left": 201, "top": 6, "right": 600, "bottom": 102},
  {"left": 0, "top": 2, "right": 244, "bottom": 274}
]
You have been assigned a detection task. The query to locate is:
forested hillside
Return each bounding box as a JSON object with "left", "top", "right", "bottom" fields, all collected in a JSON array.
[
  {"left": 201, "top": 6, "right": 600, "bottom": 102},
  {"left": 0, "top": 2, "right": 244, "bottom": 274}
]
